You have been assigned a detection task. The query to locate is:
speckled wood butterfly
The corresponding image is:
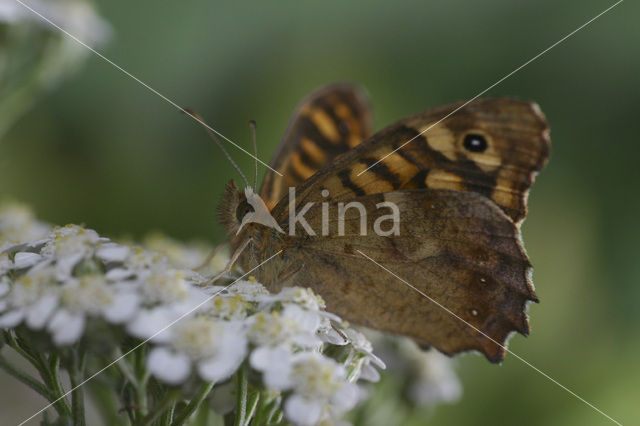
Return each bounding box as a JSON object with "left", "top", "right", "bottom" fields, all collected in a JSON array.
[{"left": 217, "top": 83, "right": 549, "bottom": 362}]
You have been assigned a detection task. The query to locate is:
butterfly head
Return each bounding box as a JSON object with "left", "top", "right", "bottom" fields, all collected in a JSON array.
[{"left": 219, "top": 180, "right": 283, "bottom": 237}]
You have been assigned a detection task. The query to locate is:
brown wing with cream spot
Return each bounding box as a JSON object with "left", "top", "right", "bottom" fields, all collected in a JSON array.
[
  {"left": 272, "top": 189, "right": 536, "bottom": 362},
  {"left": 272, "top": 98, "right": 550, "bottom": 224},
  {"left": 260, "top": 83, "right": 373, "bottom": 210}
]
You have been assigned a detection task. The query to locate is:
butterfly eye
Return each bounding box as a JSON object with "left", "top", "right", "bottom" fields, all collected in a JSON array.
[
  {"left": 235, "top": 199, "right": 254, "bottom": 222},
  {"left": 463, "top": 133, "right": 488, "bottom": 153}
]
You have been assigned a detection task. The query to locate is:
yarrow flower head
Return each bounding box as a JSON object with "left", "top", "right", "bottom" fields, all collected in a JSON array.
[{"left": 0, "top": 202, "right": 395, "bottom": 425}]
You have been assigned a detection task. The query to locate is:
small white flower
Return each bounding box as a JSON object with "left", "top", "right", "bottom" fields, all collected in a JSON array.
[
  {"left": 206, "top": 294, "right": 250, "bottom": 320},
  {"left": 0, "top": 266, "right": 59, "bottom": 330},
  {"left": 146, "top": 316, "right": 247, "bottom": 384},
  {"left": 39, "top": 225, "right": 101, "bottom": 279},
  {"left": 406, "top": 345, "right": 462, "bottom": 406},
  {"left": 0, "top": 202, "right": 49, "bottom": 251},
  {"left": 44, "top": 274, "right": 139, "bottom": 345},
  {"left": 284, "top": 353, "right": 359, "bottom": 425},
  {"left": 227, "top": 280, "right": 269, "bottom": 302},
  {"left": 42, "top": 225, "right": 100, "bottom": 258},
  {"left": 248, "top": 304, "right": 321, "bottom": 348},
  {"left": 0, "top": 0, "right": 111, "bottom": 44},
  {"left": 143, "top": 233, "right": 219, "bottom": 271},
  {"left": 124, "top": 247, "right": 169, "bottom": 272},
  {"left": 344, "top": 328, "right": 386, "bottom": 370},
  {"left": 139, "top": 269, "right": 189, "bottom": 305}
]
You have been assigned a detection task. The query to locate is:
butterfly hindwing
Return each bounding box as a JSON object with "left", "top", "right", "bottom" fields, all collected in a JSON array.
[
  {"left": 260, "top": 83, "right": 373, "bottom": 210},
  {"left": 275, "top": 189, "right": 536, "bottom": 362}
]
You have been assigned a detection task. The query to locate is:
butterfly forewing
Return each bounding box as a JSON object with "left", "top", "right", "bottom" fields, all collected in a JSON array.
[
  {"left": 260, "top": 83, "right": 373, "bottom": 210},
  {"left": 271, "top": 98, "right": 549, "bottom": 224}
]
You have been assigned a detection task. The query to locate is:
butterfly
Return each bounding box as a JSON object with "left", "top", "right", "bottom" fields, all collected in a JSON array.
[{"left": 216, "top": 83, "right": 549, "bottom": 363}]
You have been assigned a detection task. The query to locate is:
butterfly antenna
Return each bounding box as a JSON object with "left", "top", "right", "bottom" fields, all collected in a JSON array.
[
  {"left": 248, "top": 120, "right": 258, "bottom": 190},
  {"left": 183, "top": 108, "right": 249, "bottom": 187}
]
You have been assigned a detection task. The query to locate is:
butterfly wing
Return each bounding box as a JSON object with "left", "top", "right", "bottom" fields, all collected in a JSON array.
[
  {"left": 261, "top": 97, "right": 549, "bottom": 362},
  {"left": 275, "top": 189, "right": 536, "bottom": 362},
  {"left": 259, "top": 83, "right": 373, "bottom": 210},
  {"left": 271, "top": 98, "right": 549, "bottom": 223}
]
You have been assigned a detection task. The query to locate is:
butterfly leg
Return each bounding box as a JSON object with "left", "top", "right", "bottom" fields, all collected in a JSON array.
[
  {"left": 276, "top": 262, "right": 305, "bottom": 285},
  {"left": 202, "top": 237, "right": 250, "bottom": 286},
  {"left": 194, "top": 241, "right": 228, "bottom": 271}
]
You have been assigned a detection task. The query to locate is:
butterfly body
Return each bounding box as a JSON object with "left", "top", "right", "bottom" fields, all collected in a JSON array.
[{"left": 218, "top": 83, "right": 549, "bottom": 362}]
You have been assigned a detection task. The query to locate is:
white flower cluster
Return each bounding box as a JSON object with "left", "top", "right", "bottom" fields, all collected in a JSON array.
[
  {"left": 368, "top": 332, "right": 462, "bottom": 408},
  {"left": 0, "top": 0, "right": 111, "bottom": 45},
  {"left": 0, "top": 203, "right": 383, "bottom": 425}
]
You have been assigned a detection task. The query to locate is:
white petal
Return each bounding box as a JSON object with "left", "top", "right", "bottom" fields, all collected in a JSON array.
[
  {"left": 198, "top": 328, "right": 247, "bottom": 381},
  {"left": 176, "top": 287, "right": 210, "bottom": 314},
  {"left": 284, "top": 395, "right": 323, "bottom": 426},
  {"left": 48, "top": 310, "right": 86, "bottom": 346},
  {"left": 97, "top": 244, "right": 130, "bottom": 263},
  {"left": 103, "top": 292, "right": 139, "bottom": 323},
  {"left": 283, "top": 304, "right": 320, "bottom": 332},
  {"left": 331, "top": 383, "right": 359, "bottom": 412},
  {"left": 250, "top": 346, "right": 287, "bottom": 370},
  {"left": 318, "top": 311, "right": 342, "bottom": 322},
  {"left": 0, "top": 309, "right": 25, "bottom": 328},
  {"left": 13, "top": 252, "right": 42, "bottom": 269},
  {"left": 320, "top": 327, "right": 348, "bottom": 345},
  {"left": 250, "top": 346, "right": 293, "bottom": 390},
  {"left": 366, "top": 351, "right": 386, "bottom": 369},
  {"left": 105, "top": 268, "right": 135, "bottom": 281},
  {"left": 26, "top": 294, "right": 59, "bottom": 329},
  {"left": 147, "top": 347, "right": 191, "bottom": 385},
  {"left": 197, "top": 354, "right": 241, "bottom": 383},
  {"left": 292, "top": 333, "right": 321, "bottom": 348},
  {"left": 0, "top": 279, "right": 10, "bottom": 297},
  {"left": 126, "top": 308, "right": 175, "bottom": 342},
  {"left": 359, "top": 363, "right": 381, "bottom": 382},
  {"left": 55, "top": 252, "right": 85, "bottom": 279}
]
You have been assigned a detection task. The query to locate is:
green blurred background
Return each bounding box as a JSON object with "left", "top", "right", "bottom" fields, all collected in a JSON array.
[{"left": 1, "top": 0, "right": 638, "bottom": 424}]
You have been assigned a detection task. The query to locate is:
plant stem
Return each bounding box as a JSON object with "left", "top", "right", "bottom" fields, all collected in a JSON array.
[
  {"left": 234, "top": 363, "right": 249, "bottom": 426},
  {"left": 170, "top": 381, "right": 215, "bottom": 426},
  {"left": 137, "top": 390, "right": 180, "bottom": 426},
  {"left": 4, "top": 334, "right": 72, "bottom": 417},
  {"left": 5, "top": 332, "right": 40, "bottom": 367},
  {"left": 159, "top": 402, "right": 175, "bottom": 426},
  {"left": 244, "top": 391, "right": 259, "bottom": 426},
  {"left": 134, "top": 347, "right": 149, "bottom": 417},
  {"left": 0, "top": 354, "right": 50, "bottom": 399},
  {"left": 69, "top": 350, "right": 87, "bottom": 426}
]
